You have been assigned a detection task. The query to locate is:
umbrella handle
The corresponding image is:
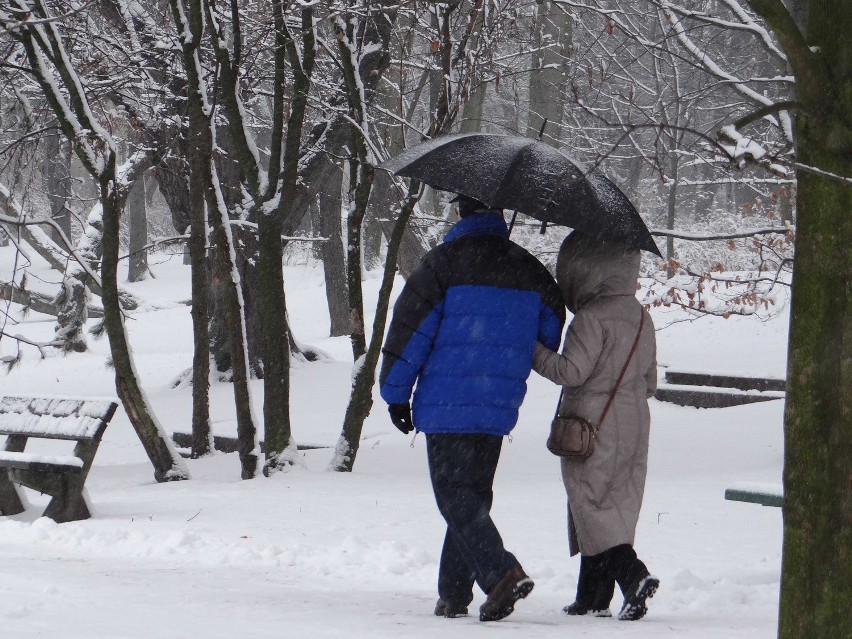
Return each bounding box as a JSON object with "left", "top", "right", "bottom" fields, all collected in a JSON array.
[
  {"left": 508, "top": 210, "right": 518, "bottom": 235},
  {"left": 537, "top": 118, "right": 548, "bottom": 141}
]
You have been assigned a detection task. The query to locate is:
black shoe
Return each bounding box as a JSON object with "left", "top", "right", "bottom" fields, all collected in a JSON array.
[
  {"left": 479, "top": 566, "right": 534, "bottom": 622},
  {"left": 562, "top": 601, "right": 613, "bottom": 617},
  {"left": 434, "top": 598, "right": 468, "bottom": 618},
  {"left": 618, "top": 574, "right": 659, "bottom": 621}
]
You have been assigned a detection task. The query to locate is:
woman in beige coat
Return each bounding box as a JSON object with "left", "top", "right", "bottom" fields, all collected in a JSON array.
[{"left": 533, "top": 231, "right": 659, "bottom": 621}]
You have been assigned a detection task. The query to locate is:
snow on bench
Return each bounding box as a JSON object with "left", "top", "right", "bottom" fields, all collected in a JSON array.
[
  {"left": 0, "top": 395, "right": 118, "bottom": 523},
  {"left": 0, "top": 396, "right": 117, "bottom": 440}
]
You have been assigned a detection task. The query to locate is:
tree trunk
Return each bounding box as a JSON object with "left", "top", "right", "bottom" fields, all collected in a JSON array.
[
  {"left": 331, "top": 186, "right": 420, "bottom": 472},
  {"left": 665, "top": 157, "right": 679, "bottom": 279},
  {"left": 43, "top": 133, "right": 72, "bottom": 249},
  {"left": 186, "top": 90, "right": 212, "bottom": 460},
  {"left": 526, "top": 0, "right": 570, "bottom": 146},
  {"left": 126, "top": 173, "right": 149, "bottom": 282},
  {"left": 370, "top": 56, "right": 428, "bottom": 279},
  {"left": 171, "top": 0, "right": 257, "bottom": 477},
  {"left": 744, "top": 0, "right": 852, "bottom": 636},
  {"left": 52, "top": 207, "right": 100, "bottom": 353},
  {"left": 209, "top": 223, "right": 263, "bottom": 377},
  {"left": 100, "top": 174, "right": 189, "bottom": 482},
  {"left": 319, "top": 166, "right": 349, "bottom": 337},
  {"left": 779, "top": 120, "right": 851, "bottom": 639},
  {"left": 257, "top": 212, "right": 293, "bottom": 473},
  {"left": 346, "top": 184, "right": 368, "bottom": 361},
  {"left": 460, "top": 82, "right": 487, "bottom": 134},
  {"left": 363, "top": 212, "right": 383, "bottom": 271},
  {"left": 371, "top": 171, "right": 427, "bottom": 279},
  {"left": 279, "top": 1, "right": 399, "bottom": 240},
  {"left": 207, "top": 182, "right": 259, "bottom": 479}
]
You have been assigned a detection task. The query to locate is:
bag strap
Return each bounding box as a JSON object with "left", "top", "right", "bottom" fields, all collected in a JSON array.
[
  {"left": 597, "top": 310, "right": 645, "bottom": 428},
  {"left": 552, "top": 309, "right": 646, "bottom": 427}
]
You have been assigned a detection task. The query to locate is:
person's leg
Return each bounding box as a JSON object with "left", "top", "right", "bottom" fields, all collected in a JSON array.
[
  {"left": 563, "top": 553, "right": 615, "bottom": 616},
  {"left": 600, "top": 544, "right": 659, "bottom": 621},
  {"left": 562, "top": 555, "right": 596, "bottom": 614},
  {"left": 586, "top": 553, "right": 616, "bottom": 615},
  {"left": 426, "top": 433, "right": 518, "bottom": 592},
  {"left": 470, "top": 435, "right": 534, "bottom": 621},
  {"left": 435, "top": 528, "right": 475, "bottom": 615}
]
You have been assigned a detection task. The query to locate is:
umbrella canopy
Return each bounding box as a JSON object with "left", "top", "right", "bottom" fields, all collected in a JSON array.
[{"left": 380, "top": 133, "right": 661, "bottom": 256}]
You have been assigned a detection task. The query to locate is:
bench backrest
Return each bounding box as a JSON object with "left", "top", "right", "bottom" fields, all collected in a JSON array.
[{"left": 0, "top": 396, "right": 118, "bottom": 441}]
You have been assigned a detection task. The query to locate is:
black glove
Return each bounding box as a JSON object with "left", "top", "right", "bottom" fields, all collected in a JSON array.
[{"left": 388, "top": 403, "right": 414, "bottom": 434}]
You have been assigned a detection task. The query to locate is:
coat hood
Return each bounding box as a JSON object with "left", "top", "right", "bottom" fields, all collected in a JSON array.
[{"left": 557, "top": 231, "right": 640, "bottom": 313}]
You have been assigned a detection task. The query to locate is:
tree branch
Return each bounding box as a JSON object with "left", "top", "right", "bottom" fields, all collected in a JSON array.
[{"left": 650, "top": 227, "right": 793, "bottom": 241}]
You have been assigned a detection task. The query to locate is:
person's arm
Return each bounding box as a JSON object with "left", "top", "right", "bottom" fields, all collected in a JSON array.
[
  {"left": 379, "top": 254, "right": 446, "bottom": 405},
  {"left": 532, "top": 311, "right": 603, "bottom": 388},
  {"left": 533, "top": 259, "right": 566, "bottom": 351},
  {"left": 538, "top": 298, "right": 565, "bottom": 352}
]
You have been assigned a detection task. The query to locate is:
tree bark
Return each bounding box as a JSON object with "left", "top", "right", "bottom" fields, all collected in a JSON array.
[
  {"left": 126, "top": 173, "right": 149, "bottom": 282},
  {"left": 173, "top": 0, "right": 258, "bottom": 476},
  {"left": 43, "top": 132, "right": 73, "bottom": 249},
  {"left": 319, "top": 166, "right": 349, "bottom": 337},
  {"left": 101, "top": 174, "right": 190, "bottom": 482},
  {"left": 206, "top": 182, "right": 258, "bottom": 479},
  {"left": 346, "top": 170, "right": 369, "bottom": 361},
  {"left": 743, "top": 0, "right": 852, "bottom": 636},
  {"left": 780, "top": 109, "right": 851, "bottom": 638},
  {"left": 52, "top": 207, "right": 101, "bottom": 353},
  {"left": 185, "top": 75, "right": 212, "bottom": 460},
  {"left": 331, "top": 185, "right": 420, "bottom": 472},
  {"left": 665, "top": 154, "right": 679, "bottom": 279},
  {"left": 526, "top": 0, "right": 570, "bottom": 146}
]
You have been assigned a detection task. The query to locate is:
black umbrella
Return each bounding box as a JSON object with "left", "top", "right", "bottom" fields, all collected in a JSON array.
[{"left": 380, "top": 133, "right": 661, "bottom": 256}]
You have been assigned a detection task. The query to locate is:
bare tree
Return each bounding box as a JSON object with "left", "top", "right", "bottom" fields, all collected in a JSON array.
[{"left": 1, "top": 0, "right": 188, "bottom": 481}]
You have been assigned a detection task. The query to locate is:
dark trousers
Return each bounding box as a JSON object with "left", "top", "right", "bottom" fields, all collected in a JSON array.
[{"left": 426, "top": 433, "right": 518, "bottom": 605}]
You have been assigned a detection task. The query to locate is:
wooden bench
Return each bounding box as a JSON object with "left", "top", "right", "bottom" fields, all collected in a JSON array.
[
  {"left": 0, "top": 396, "right": 118, "bottom": 523},
  {"left": 725, "top": 482, "right": 783, "bottom": 508}
]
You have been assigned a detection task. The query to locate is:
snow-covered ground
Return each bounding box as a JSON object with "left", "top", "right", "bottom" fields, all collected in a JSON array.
[{"left": 0, "top": 247, "right": 787, "bottom": 638}]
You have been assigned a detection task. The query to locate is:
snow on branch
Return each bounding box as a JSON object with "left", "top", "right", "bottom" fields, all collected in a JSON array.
[
  {"left": 0, "top": 0, "right": 95, "bottom": 31},
  {"left": 650, "top": 226, "right": 793, "bottom": 242},
  {"left": 658, "top": 0, "right": 787, "bottom": 61},
  {"left": 660, "top": 3, "right": 793, "bottom": 143}
]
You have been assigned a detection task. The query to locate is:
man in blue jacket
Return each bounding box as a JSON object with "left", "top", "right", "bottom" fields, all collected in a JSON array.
[{"left": 379, "top": 195, "right": 565, "bottom": 622}]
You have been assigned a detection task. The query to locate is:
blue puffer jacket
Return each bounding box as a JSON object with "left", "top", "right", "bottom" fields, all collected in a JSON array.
[{"left": 379, "top": 212, "right": 565, "bottom": 435}]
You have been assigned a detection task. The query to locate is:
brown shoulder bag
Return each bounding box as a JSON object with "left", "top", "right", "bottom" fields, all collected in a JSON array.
[{"left": 546, "top": 311, "right": 645, "bottom": 458}]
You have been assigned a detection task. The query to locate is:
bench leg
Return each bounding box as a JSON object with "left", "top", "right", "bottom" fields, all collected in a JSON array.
[
  {"left": 42, "top": 476, "right": 90, "bottom": 523},
  {"left": 0, "top": 470, "right": 25, "bottom": 516}
]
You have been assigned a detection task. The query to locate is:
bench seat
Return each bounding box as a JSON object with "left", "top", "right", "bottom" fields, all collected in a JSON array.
[
  {"left": 0, "top": 395, "right": 118, "bottom": 522},
  {"left": 0, "top": 450, "right": 85, "bottom": 473}
]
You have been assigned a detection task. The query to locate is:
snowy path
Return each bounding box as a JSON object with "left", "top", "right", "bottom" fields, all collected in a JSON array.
[{"left": 1, "top": 393, "right": 783, "bottom": 638}]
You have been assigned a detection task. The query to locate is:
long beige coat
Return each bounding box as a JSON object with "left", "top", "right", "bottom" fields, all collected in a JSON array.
[{"left": 533, "top": 233, "right": 656, "bottom": 556}]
